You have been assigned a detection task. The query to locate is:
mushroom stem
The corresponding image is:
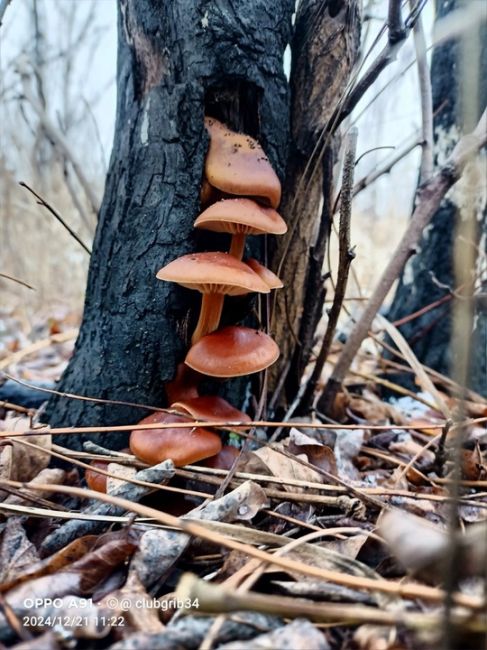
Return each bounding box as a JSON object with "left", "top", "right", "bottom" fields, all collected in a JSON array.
[
  {"left": 229, "top": 233, "right": 246, "bottom": 259},
  {"left": 191, "top": 292, "right": 224, "bottom": 344},
  {"left": 165, "top": 362, "right": 200, "bottom": 404}
]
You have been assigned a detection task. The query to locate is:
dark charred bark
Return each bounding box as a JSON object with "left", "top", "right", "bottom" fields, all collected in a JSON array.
[
  {"left": 387, "top": 0, "right": 487, "bottom": 395},
  {"left": 46, "top": 0, "right": 293, "bottom": 448}
]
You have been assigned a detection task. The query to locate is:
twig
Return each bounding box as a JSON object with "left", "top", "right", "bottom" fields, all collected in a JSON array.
[
  {"left": 0, "top": 272, "right": 35, "bottom": 290},
  {"left": 7, "top": 417, "right": 448, "bottom": 438},
  {"left": 411, "top": 1, "right": 434, "bottom": 183},
  {"left": 321, "top": 109, "right": 487, "bottom": 411},
  {"left": 177, "top": 573, "right": 486, "bottom": 631},
  {"left": 333, "top": 0, "right": 409, "bottom": 127},
  {"left": 353, "top": 134, "right": 421, "bottom": 196},
  {"left": 16, "top": 59, "right": 100, "bottom": 217},
  {"left": 19, "top": 182, "right": 91, "bottom": 254},
  {"left": 299, "top": 129, "right": 358, "bottom": 413},
  {"left": 1, "top": 370, "right": 163, "bottom": 412}
]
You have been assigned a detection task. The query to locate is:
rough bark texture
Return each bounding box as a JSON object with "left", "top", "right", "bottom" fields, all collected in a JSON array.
[
  {"left": 46, "top": 0, "right": 293, "bottom": 448},
  {"left": 387, "top": 0, "right": 487, "bottom": 395},
  {"left": 270, "top": 0, "right": 361, "bottom": 404}
]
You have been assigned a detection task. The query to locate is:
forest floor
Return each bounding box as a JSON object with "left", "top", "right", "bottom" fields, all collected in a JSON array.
[{"left": 0, "top": 304, "right": 486, "bottom": 650}]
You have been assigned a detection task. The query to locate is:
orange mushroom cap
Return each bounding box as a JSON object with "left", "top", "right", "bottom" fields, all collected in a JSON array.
[
  {"left": 204, "top": 117, "right": 281, "bottom": 209},
  {"left": 245, "top": 258, "right": 283, "bottom": 290},
  {"left": 171, "top": 395, "right": 251, "bottom": 426},
  {"left": 185, "top": 325, "right": 280, "bottom": 378},
  {"left": 194, "top": 198, "right": 287, "bottom": 237},
  {"left": 130, "top": 412, "right": 222, "bottom": 467},
  {"left": 156, "top": 252, "right": 270, "bottom": 296}
]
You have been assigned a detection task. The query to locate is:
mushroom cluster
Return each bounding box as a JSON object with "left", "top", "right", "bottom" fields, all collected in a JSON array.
[{"left": 128, "top": 118, "right": 286, "bottom": 472}]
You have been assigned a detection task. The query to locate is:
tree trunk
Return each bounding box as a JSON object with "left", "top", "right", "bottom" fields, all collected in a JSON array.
[
  {"left": 46, "top": 0, "right": 293, "bottom": 449},
  {"left": 387, "top": 0, "right": 487, "bottom": 395},
  {"left": 270, "top": 0, "right": 361, "bottom": 406}
]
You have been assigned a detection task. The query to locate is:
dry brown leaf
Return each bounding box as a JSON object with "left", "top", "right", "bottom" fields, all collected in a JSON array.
[
  {"left": 323, "top": 533, "right": 369, "bottom": 560},
  {"left": 3, "top": 468, "right": 65, "bottom": 507},
  {"left": 6, "top": 533, "right": 138, "bottom": 608},
  {"left": 252, "top": 443, "right": 323, "bottom": 492},
  {"left": 287, "top": 428, "right": 338, "bottom": 480},
  {"left": 0, "top": 416, "right": 51, "bottom": 485},
  {"left": 0, "top": 535, "right": 99, "bottom": 593}
]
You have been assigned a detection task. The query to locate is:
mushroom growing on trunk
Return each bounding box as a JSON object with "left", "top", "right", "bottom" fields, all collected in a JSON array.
[
  {"left": 204, "top": 117, "right": 282, "bottom": 208},
  {"left": 185, "top": 325, "right": 279, "bottom": 378},
  {"left": 194, "top": 198, "right": 287, "bottom": 260},
  {"left": 130, "top": 411, "right": 222, "bottom": 467},
  {"left": 156, "top": 252, "right": 270, "bottom": 344}
]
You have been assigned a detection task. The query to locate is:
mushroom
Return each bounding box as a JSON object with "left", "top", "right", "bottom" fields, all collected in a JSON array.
[
  {"left": 171, "top": 395, "right": 251, "bottom": 426},
  {"left": 129, "top": 411, "right": 222, "bottom": 467},
  {"left": 85, "top": 449, "right": 131, "bottom": 493},
  {"left": 194, "top": 198, "right": 287, "bottom": 260},
  {"left": 204, "top": 117, "right": 281, "bottom": 208},
  {"left": 165, "top": 362, "right": 200, "bottom": 404},
  {"left": 245, "top": 258, "right": 283, "bottom": 290},
  {"left": 156, "top": 252, "right": 270, "bottom": 344},
  {"left": 85, "top": 459, "right": 110, "bottom": 493},
  {"left": 198, "top": 445, "right": 241, "bottom": 470},
  {"left": 185, "top": 325, "right": 279, "bottom": 378}
]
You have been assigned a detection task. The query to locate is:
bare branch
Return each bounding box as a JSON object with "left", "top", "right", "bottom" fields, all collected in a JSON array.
[
  {"left": 411, "top": 2, "right": 434, "bottom": 182},
  {"left": 15, "top": 58, "right": 100, "bottom": 217},
  {"left": 299, "top": 128, "right": 358, "bottom": 413},
  {"left": 0, "top": 272, "right": 35, "bottom": 291},
  {"left": 321, "top": 109, "right": 487, "bottom": 409},
  {"left": 353, "top": 134, "right": 421, "bottom": 196},
  {"left": 19, "top": 181, "right": 92, "bottom": 255}
]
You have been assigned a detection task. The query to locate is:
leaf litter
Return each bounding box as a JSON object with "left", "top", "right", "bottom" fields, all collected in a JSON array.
[{"left": 0, "top": 310, "right": 486, "bottom": 649}]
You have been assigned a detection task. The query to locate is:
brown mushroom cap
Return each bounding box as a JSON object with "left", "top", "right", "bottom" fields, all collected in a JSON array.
[
  {"left": 171, "top": 395, "right": 251, "bottom": 426},
  {"left": 85, "top": 459, "right": 109, "bottom": 493},
  {"left": 185, "top": 326, "right": 280, "bottom": 377},
  {"left": 85, "top": 448, "right": 131, "bottom": 493},
  {"left": 194, "top": 199, "right": 287, "bottom": 237},
  {"left": 130, "top": 412, "right": 222, "bottom": 467},
  {"left": 204, "top": 117, "right": 281, "bottom": 209},
  {"left": 156, "top": 252, "right": 270, "bottom": 296},
  {"left": 246, "top": 258, "right": 283, "bottom": 289},
  {"left": 198, "top": 445, "right": 241, "bottom": 470}
]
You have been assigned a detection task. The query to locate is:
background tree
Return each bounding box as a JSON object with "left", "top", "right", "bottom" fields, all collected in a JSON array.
[
  {"left": 45, "top": 0, "right": 360, "bottom": 448},
  {"left": 387, "top": 0, "right": 487, "bottom": 395}
]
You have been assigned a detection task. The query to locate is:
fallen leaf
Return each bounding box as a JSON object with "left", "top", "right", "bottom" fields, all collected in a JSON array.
[
  {"left": 0, "top": 518, "right": 38, "bottom": 585},
  {"left": 287, "top": 428, "right": 338, "bottom": 479},
  {"left": 252, "top": 444, "right": 323, "bottom": 492},
  {"left": 0, "top": 535, "right": 99, "bottom": 593}
]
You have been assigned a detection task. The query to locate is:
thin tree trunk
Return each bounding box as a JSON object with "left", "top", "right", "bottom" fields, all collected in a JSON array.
[
  {"left": 270, "top": 0, "right": 361, "bottom": 405},
  {"left": 46, "top": 0, "right": 293, "bottom": 448},
  {"left": 387, "top": 0, "right": 487, "bottom": 395}
]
